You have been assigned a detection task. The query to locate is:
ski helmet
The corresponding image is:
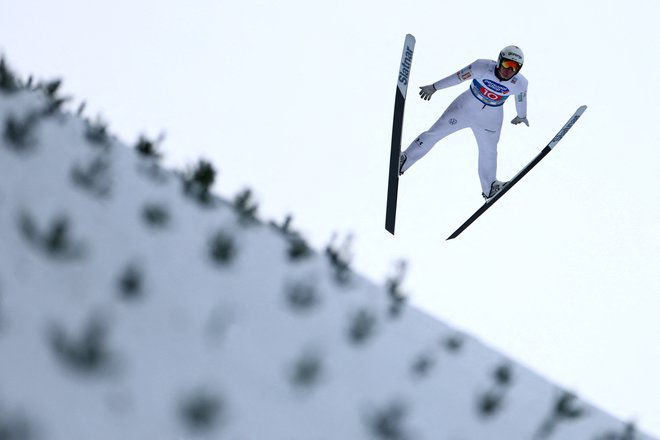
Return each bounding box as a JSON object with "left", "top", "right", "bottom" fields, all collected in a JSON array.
[{"left": 497, "top": 45, "right": 524, "bottom": 73}]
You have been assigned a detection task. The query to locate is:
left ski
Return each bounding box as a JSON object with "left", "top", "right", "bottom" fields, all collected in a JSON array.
[
  {"left": 385, "top": 34, "right": 416, "bottom": 235},
  {"left": 446, "top": 105, "right": 588, "bottom": 240}
]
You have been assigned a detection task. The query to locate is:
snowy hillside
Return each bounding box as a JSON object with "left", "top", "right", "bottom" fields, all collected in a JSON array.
[{"left": 0, "top": 59, "right": 653, "bottom": 440}]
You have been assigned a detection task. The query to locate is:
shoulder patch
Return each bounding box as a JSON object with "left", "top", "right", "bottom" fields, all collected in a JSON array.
[{"left": 456, "top": 65, "right": 473, "bottom": 81}]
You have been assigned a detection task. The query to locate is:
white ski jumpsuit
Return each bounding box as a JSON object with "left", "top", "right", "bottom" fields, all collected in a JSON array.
[{"left": 400, "top": 59, "right": 528, "bottom": 195}]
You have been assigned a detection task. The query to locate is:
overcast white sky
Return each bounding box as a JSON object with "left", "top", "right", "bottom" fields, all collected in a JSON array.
[{"left": 3, "top": 0, "right": 660, "bottom": 436}]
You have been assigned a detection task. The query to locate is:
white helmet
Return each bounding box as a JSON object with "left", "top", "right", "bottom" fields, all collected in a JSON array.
[{"left": 498, "top": 45, "right": 524, "bottom": 68}]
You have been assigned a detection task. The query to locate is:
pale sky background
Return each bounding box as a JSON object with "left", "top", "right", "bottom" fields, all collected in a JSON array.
[{"left": 2, "top": 0, "right": 660, "bottom": 436}]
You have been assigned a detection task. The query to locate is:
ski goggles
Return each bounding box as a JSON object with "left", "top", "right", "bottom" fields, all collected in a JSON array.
[{"left": 500, "top": 59, "right": 521, "bottom": 72}]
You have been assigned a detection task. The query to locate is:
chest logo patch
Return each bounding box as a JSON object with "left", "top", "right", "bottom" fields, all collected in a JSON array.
[{"left": 483, "top": 79, "right": 509, "bottom": 94}]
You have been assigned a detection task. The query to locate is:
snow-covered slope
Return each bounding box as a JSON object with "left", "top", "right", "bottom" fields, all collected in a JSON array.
[{"left": 0, "top": 62, "right": 652, "bottom": 440}]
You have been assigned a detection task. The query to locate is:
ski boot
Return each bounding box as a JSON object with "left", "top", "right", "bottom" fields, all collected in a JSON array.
[{"left": 482, "top": 180, "right": 508, "bottom": 203}]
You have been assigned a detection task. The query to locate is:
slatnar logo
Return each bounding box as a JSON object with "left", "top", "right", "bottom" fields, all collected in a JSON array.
[{"left": 399, "top": 46, "right": 413, "bottom": 85}]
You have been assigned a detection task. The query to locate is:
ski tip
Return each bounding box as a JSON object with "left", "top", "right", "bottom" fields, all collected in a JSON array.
[{"left": 577, "top": 105, "right": 588, "bottom": 114}]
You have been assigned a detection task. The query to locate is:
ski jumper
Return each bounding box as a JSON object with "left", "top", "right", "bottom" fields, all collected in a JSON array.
[{"left": 400, "top": 59, "right": 528, "bottom": 195}]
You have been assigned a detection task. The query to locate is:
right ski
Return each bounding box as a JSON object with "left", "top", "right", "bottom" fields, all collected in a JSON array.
[
  {"left": 446, "top": 105, "right": 588, "bottom": 240},
  {"left": 385, "top": 34, "right": 415, "bottom": 235}
]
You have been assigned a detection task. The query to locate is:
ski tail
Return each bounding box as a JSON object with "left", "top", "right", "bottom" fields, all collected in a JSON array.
[
  {"left": 446, "top": 105, "right": 588, "bottom": 240},
  {"left": 385, "top": 34, "right": 415, "bottom": 235}
]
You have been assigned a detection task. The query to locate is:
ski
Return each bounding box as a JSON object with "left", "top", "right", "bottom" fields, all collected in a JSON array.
[
  {"left": 385, "top": 34, "right": 415, "bottom": 235},
  {"left": 446, "top": 105, "right": 588, "bottom": 240}
]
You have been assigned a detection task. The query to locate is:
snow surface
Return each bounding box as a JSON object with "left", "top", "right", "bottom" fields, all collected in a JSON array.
[{"left": 0, "top": 75, "right": 655, "bottom": 439}]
